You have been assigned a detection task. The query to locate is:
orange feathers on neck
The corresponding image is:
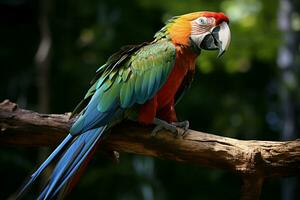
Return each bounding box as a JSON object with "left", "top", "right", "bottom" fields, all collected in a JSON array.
[{"left": 167, "top": 13, "right": 198, "bottom": 46}]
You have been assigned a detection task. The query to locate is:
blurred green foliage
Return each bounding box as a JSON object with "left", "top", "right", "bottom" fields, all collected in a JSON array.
[{"left": 1, "top": 0, "right": 299, "bottom": 199}]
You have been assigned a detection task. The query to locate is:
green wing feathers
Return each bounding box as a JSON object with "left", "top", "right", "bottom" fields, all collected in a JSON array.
[
  {"left": 100, "top": 40, "right": 176, "bottom": 111},
  {"left": 73, "top": 40, "right": 176, "bottom": 115}
]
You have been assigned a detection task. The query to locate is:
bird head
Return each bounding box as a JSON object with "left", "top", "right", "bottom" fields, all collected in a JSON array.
[{"left": 159, "top": 11, "right": 231, "bottom": 56}]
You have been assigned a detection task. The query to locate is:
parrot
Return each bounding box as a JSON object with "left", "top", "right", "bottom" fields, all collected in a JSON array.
[{"left": 17, "top": 11, "right": 231, "bottom": 199}]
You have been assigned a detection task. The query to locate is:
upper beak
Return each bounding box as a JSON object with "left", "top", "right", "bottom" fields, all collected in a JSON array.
[
  {"left": 200, "top": 21, "right": 231, "bottom": 57},
  {"left": 214, "top": 22, "right": 231, "bottom": 57}
]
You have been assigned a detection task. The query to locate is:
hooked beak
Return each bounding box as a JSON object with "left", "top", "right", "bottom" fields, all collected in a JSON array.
[{"left": 200, "top": 22, "right": 231, "bottom": 57}]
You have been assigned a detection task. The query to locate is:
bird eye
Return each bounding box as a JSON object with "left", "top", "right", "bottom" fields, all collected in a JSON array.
[{"left": 196, "top": 17, "right": 207, "bottom": 25}]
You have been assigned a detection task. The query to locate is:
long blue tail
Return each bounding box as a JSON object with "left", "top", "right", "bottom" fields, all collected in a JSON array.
[
  {"left": 16, "top": 134, "right": 74, "bottom": 199},
  {"left": 17, "top": 126, "right": 106, "bottom": 200}
]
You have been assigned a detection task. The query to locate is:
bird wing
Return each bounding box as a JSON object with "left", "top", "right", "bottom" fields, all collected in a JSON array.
[
  {"left": 71, "top": 43, "right": 147, "bottom": 117},
  {"left": 70, "top": 39, "right": 176, "bottom": 135}
]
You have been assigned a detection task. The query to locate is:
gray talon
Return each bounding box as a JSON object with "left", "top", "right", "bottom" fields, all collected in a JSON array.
[
  {"left": 152, "top": 118, "right": 178, "bottom": 136},
  {"left": 172, "top": 120, "right": 189, "bottom": 130},
  {"left": 152, "top": 118, "right": 190, "bottom": 137},
  {"left": 172, "top": 120, "right": 190, "bottom": 137}
]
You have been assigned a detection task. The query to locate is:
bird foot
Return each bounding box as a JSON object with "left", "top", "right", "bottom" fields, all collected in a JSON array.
[
  {"left": 172, "top": 120, "right": 189, "bottom": 131},
  {"left": 152, "top": 118, "right": 190, "bottom": 138}
]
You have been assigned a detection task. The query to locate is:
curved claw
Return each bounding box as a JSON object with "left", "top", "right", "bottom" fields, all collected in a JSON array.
[
  {"left": 172, "top": 120, "right": 190, "bottom": 137},
  {"left": 152, "top": 118, "right": 190, "bottom": 138},
  {"left": 172, "top": 120, "right": 189, "bottom": 130},
  {"left": 152, "top": 118, "right": 178, "bottom": 136}
]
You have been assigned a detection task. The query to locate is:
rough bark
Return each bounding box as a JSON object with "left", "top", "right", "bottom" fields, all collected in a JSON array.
[{"left": 1, "top": 100, "right": 300, "bottom": 200}]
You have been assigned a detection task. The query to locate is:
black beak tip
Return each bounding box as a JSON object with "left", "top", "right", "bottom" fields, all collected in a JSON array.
[{"left": 217, "top": 49, "right": 226, "bottom": 58}]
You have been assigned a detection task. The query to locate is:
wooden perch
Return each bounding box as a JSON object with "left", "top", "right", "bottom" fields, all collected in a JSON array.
[{"left": 0, "top": 100, "right": 300, "bottom": 200}]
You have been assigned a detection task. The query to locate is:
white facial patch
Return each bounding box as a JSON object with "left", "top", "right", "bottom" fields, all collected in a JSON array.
[
  {"left": 190, "top": 18, "right": 212, "bottom": 47},
  {"left": 190, "top": 33, "right": 210, "bottom": 48}
]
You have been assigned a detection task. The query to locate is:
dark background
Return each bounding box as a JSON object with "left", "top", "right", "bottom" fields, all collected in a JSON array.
[{"left": 1, "top": 0, "right": 300, "bottom": 199}]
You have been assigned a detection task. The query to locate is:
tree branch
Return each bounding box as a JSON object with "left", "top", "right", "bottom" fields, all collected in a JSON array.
[{"left": 1, "top": 100, "right": 300, "bottom": 200}]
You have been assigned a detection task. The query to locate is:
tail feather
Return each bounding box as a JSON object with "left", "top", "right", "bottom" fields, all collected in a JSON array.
[
  {"left": 38, "top": 126, "right": 106, "bottom": 200},
  {"left": 17, "top": 134, "right": 74, "bottom": 199},
  {"left": 56, "top": 136, "right": 103, "bottom": 200}
]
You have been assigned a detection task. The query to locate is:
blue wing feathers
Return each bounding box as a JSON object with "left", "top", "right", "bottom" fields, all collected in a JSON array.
[
  {"left": 147, "top": 67, "right": 157, "bottom": 98},
  {"left": 120, "top": 80, "right": 134, "bottom": 108},
  {"left": 71, "top": 89, "right": 117, "bottom": 135}
]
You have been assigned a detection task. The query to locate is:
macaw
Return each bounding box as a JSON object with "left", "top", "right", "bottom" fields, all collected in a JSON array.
[{"left": 17, "top": 11, "right": 230, "bottom": 199}]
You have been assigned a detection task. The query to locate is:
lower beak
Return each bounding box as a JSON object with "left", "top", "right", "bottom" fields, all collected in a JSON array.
[{"left": 200, "top": 22, "right": 231, "bottom": 57}]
